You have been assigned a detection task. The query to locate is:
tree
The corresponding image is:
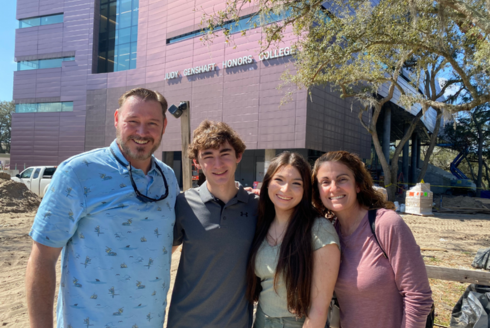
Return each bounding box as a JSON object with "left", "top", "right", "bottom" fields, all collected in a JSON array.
[
  {"left": 0, "top": 101, "right": 15, "bottom": 154},
  {"left": 441, "top": 105, "right": 490, "bottom": 195},
  {"left": 202, "top": 0, "right": 490, "bottom": 200}
]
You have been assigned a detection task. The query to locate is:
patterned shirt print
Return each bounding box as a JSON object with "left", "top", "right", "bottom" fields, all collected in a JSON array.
[{"left": 30, "top": 140, "right": 180, "bottom": 328}]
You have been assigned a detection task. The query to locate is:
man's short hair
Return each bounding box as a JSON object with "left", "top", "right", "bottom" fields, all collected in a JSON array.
[
  {"left": 189, "top": 120, "right": 246, "bottom": 161},
  {"left": 118, "top": 88, "right": 168, "bottom": 119}
]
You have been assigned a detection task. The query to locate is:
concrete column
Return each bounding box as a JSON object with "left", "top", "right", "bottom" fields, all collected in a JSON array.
[
  {"left": 416, "top": 137, "right": 421, "bottom": 169},
  {"left": 410, "top": 134, "right": 418, "bottom": 184},
  {"left": 382, "top": 106, "right": 391, "bottom": 164},
  {"left": 264, "top": 149, "right": 276, "bottom": 175},
  {"left": 402, "top": 124, "right": 409, "bottom": 190}
]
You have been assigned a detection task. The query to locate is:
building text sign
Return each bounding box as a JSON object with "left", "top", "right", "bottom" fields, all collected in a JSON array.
[{"left": 164, "top": 46, "right": 296, "bottom": 80}]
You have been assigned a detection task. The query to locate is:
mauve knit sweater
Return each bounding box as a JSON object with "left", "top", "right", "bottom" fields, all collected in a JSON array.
[{"left": 334, "top": 209, "right": 433, "bottom": 328}]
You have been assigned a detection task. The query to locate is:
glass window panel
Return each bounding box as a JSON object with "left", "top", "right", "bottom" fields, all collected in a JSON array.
[
  {"left": 98, "top": 56, "right": 108, "bottom": 73},
  {"left": 43, "top": 168, "right": 56, "bottom": 177},
  {"left": 39, "top": 58, "right": 63, "bottom": 69},
  {"left": 108, "top": 29, "right": 116, "bottom": 41},
  {"left": 117, "top": 43, "right": 131, "bottom": 56},
  {"left": 100, "top": 4, "right": 109, "bottom": 34},
  {"left": 119, "top": 0, "right": 132, "bottom": 14},
  {"left": 131, "top": 25, "right": 138, "bottom": 42},
  {"left": 16, "top": 103, "right": 38, "bottom": 113},
  {"left": 32, "top": 168, "right": 41, "bottom": 179},
  {"left": 116, "top": 27, "right": 131, "bottom": 45},
  {"left": 20, "top": 168, "right": 34, "bottom": 179},
  {"left": 18, "top": 61, "right": 39, "bottom": 71},
  {"left": 109, "top": 2, "right": 117, "bottom": 22},
  {"left": 166, "top": 9, "right": 291, "bottom": 44},
  {"left": 19, "top": 17, "right": 40, "bottom": 28},
  {"left": 130, "top": 41, "right": 137, "bottom": 69},
  {"left": 118, "top": 10, "right": 132, "bottom": 29},
  {"left": 98, "top": 0, "right": 137, "bottom": 73},
  {"left": 63, "top": 57, "right": 75, "bottom": 61},
  {"left": 130, "top": 57, "right": 137, "bottom": 69},
  {"left": 132, "top": 8, "right": 138, "bottom": 26},
  {"left": 38, "top": 102, "right": 61, "bottom": 112},
  {"left": 41, "top": 14, "right": 63, "bottom": 25},
  {"left": 130, "top": 42, "right": 137, "bottom": 56},
  {"left": 114, "top": 43, "right": 130, "bottom": 71},
  {"left": 107, "top": 48, "right": 115, "bottom": 61},
  {"left": 62, "top": 102, "right": 74, "bottom": 112},
  {"left": 99, "top": 39, "right": 108, "bottom": 52},
  {"left": 107, "top": 57, "right": 114, "bottom": 72}
]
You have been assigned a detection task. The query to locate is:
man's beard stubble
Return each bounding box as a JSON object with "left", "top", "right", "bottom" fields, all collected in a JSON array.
[{"left": 116, "top": 128, "right": 163, "bottom": 162}]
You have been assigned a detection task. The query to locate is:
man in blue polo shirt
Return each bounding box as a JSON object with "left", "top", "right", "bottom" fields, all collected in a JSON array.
[{"left": 25, "top": 88, "right": 179, "bottom": 328}]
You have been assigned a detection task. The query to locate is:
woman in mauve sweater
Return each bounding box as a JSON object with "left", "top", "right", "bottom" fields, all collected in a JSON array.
[{"left": 311, "top": 151, "right": 433, "bottom": 328}]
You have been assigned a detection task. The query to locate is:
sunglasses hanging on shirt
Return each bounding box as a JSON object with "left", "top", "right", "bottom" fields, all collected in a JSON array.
[{"left": 110, "top": 148, "right": 169, "bottom": 203}]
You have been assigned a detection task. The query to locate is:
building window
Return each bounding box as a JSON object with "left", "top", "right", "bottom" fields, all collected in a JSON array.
[
  {"left": 19, "top": 14, "right": 64, "bottom": 28},
  {"left": 167, "top": 10, "right": 292, "bottom": 44},
  {"left": 97, "top": 0, "right": 139, "bottom": 73},
  {"left": 17, "top": 57, "right": 75, "bottom": 71},
  {"left": 15, "top": 102, "right": 74, "bottom": 113}
]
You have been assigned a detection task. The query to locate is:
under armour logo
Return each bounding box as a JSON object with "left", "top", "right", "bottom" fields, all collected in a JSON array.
[{"left": 241, "top": 212, "right": 248, "bottom": 217}]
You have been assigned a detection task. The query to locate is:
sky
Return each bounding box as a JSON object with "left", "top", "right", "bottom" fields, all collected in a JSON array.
[{"left": 0, "top": 1, "right": 18, "bottom": 102}]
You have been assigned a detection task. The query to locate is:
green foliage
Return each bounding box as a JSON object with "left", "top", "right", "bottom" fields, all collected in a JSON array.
[
  {"left": 201, "top": 0, "right": 490, "bottom": 198},
  {"left": 202, "top": 0, "right": 490, "bottom": 114},
  {"left": 0, "top": 101, "right": 15, "bottom": 154},
  {"left": 440, "top": 103, "right": 490, "bottom": 188}
]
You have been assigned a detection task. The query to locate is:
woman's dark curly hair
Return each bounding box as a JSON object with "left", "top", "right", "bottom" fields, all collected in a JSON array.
[{"left": 312, "top": 151, "right": 388, "bottom": 216}]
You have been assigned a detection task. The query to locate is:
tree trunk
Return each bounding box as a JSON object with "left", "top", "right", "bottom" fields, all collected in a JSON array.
[
  {"left": 472, "top": 114, "right": 484, "bottom": 197},
  {"left": 464, "top": 156, "right": 477, "bottom": 183},
  {"left": 371, "top": 109, "right": 423, "bottom": 201},
  {"left": 418, "top": 109, "right": 443, "bottom": 182},
  {"left": 371, "top": 129, "right": 396, "bottom": 200},
  {"left": 484, "top": 161, "right": 490, "bottom": 190}
]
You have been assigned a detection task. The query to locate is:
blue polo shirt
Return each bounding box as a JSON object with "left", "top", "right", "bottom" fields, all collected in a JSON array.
[{"left": 30, "top": 140, "right": 179, "bottom": 328}]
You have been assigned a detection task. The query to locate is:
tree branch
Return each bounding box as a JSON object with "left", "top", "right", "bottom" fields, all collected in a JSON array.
[{"left": 436, "top": 0, "right": 490, "bottom": 35}]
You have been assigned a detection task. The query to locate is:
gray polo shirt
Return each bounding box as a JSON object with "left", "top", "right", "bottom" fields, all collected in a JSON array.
[{"left": 168, "top": 181, "right": 259, "bottom": 328}]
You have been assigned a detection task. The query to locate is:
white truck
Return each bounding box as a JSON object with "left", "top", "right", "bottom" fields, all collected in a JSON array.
[{"left": 11, "top": 166, "right": 57, "bottom": 197}]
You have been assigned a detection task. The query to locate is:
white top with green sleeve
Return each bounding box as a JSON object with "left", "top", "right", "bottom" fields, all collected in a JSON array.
[{"left": 255, "top": 217, "right": 340, "bottom": 318}]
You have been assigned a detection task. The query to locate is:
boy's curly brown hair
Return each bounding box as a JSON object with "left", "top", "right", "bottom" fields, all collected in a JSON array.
[{"left": 188, "top": 120, "right": 246, "bottom": 161}]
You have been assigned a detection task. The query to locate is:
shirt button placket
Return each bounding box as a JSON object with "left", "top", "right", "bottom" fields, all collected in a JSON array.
[{"left": 221, "top": 208, "right": 227, "bottom": 226}]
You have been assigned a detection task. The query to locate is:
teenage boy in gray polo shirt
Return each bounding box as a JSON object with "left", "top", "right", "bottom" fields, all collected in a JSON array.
[{"left": 168, "top": 120, "right": 259, "bottom": 328}]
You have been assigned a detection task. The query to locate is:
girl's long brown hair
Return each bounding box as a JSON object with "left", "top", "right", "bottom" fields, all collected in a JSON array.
[
  {"left": 246, "top": 152, "right": 319, "bottom": 318},
  {"left": 311, "top": 151, "right": 388, "bottom": 216}
]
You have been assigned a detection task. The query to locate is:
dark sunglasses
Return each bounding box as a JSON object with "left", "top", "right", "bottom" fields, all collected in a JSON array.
[{"left": 111, "top": 148, "right": 169, "bottom": 203}]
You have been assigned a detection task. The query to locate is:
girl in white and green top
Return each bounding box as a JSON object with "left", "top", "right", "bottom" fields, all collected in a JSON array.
[{"left": 246, "top": 152, "right": 340, "bottom": 328}]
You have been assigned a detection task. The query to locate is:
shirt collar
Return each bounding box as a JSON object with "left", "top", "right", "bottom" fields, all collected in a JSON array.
[
  {"left": 109, "top": 139, "right": 161, "bottom": 176},
  {"left": 199, "top": 181, "right": 250, "bottom": 204}
]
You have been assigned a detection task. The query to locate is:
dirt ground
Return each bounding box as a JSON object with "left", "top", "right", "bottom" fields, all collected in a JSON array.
[{"left": 1, "top": 205, "right": 490, "bottom": 327}]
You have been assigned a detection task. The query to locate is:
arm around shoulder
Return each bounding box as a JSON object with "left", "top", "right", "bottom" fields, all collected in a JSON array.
[{"left": 25, "top": 241, "right": 62, "bottom": 328}]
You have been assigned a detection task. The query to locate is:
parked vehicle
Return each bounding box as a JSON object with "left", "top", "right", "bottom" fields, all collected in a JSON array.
[{"left": 11, "top": 166, "right": 57, "bottom": 197}]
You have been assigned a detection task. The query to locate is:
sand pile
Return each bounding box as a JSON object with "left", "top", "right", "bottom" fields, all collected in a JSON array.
[
  {"left": 442, "top": 195, "right": 485, "bottom": 209},
  {"left": 0, "top": 176, "right": 40, "bottom": 213}
]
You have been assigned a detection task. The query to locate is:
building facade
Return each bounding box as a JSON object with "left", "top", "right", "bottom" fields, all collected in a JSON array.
[{"left": 12, "top": 0, "right": 375, "bottom": 186}]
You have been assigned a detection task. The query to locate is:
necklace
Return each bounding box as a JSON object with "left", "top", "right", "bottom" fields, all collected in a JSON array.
[{"left": 267, "top": 221, "right": 287, "bottom": 246}]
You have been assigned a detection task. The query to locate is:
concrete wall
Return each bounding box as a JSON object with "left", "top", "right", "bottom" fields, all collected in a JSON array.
[{"left": 306, "top": 86, "right": 371, "bottom": 158}]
